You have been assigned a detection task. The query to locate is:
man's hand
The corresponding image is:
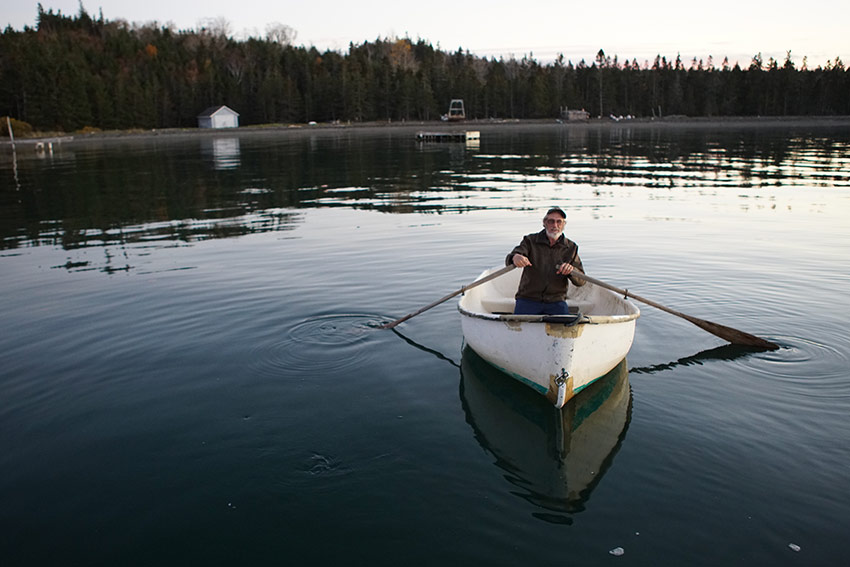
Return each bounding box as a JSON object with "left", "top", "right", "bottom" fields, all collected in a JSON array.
[
  {"left": 555, "top": 263, "right": 574, "bottom": 276},
  {"left": 512, "top": 254, "right": 531, "bottom": 268}
]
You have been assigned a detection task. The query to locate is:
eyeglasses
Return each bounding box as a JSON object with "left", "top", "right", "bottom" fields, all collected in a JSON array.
[{"left": 544, "top": 218, "right": 565, "bottom": 225}]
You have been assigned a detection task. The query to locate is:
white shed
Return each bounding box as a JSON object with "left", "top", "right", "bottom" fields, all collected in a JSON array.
[{"left": 197, "top": 105, "right": 240, "bottom": 129}]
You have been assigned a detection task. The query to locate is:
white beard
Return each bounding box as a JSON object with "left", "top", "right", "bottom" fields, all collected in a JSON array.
[{"left": 546, "top": 228, "right": 563, "bottom": 241}]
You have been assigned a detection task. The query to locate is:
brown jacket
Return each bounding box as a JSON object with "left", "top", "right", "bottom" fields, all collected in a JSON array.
[{"left": 506, "top": 230, "right": 585, "bottom": 302}]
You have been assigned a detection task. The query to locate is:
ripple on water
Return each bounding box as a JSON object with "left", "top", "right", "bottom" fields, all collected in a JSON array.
[
  {"left": 249, "top": 313, "right": 389, "bottom": 377},
  {"left": 744, "top": 334, "right": 850, "bottom": 399},
  {"left": 273, "top": 450, "right": 401, "bottom": 493},
  {"left": 300, "top": 453, "right": 347, "bottom": 476}
]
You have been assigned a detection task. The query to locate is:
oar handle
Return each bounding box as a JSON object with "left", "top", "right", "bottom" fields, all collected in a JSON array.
[{"left": 381, "top": 265, "right": 516, "bottom": 329}]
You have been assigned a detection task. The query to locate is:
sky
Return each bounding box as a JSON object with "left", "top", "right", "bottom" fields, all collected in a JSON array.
[{"left": 5, "top": 1, "right": 848, "bottom": 68}]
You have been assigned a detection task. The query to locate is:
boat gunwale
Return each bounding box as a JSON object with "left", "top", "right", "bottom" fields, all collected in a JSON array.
[{"left": 457, "top": 305, "right": 640, "bottom": 325}]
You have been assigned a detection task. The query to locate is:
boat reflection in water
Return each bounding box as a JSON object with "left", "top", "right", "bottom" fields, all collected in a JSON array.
[{"left": 460, "top": 347, "right": 631, "bottom": 523}]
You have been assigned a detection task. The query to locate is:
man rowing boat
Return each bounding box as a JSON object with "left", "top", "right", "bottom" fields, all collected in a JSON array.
[{"left": 507, "top": 206, "right": 586, "bottom": 315}]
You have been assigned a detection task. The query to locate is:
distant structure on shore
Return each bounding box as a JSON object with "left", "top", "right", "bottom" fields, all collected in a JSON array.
[
  {"left": 560, "top": 107, "right": 590, "bottom": 121},
  {"left": 441, "top": 99, "right": 466, "bottom": 122},
  {"left": 197, "top": 106, "right": 240, "bottom": 129}
]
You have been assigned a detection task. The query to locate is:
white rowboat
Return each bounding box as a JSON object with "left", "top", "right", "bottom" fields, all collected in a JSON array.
[{"left": 458, "top": 266, "right": 640, "bottom": 408}]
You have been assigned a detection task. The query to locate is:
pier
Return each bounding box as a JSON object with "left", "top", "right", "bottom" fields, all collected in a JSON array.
[{"left": 415, "top": 130, "right": 480, "bottom": 143}]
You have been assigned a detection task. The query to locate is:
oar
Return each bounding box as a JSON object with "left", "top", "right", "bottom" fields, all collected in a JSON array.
[
  {"left": 571, "top": 268, "right": 780, "bottom": 350},
  {"left": 381, "top": 265, "right": 516, "bottom": 329}
]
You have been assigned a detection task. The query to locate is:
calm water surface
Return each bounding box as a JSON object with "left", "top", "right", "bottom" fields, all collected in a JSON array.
[{"left": 2, "top": 123, "right": 849, "bottom": 565}]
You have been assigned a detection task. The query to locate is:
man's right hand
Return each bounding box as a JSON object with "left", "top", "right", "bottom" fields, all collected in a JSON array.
[{"left": 512, "top": 254, "right": 531, "bottom": 268}]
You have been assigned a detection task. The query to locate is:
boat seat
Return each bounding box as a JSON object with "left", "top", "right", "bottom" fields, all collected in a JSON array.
[
  {"left": 481, "top": 297, "right": 587, "bottom": 315},
  {"left": 480, "top": 298, "right": 516, "bottom": 314}
]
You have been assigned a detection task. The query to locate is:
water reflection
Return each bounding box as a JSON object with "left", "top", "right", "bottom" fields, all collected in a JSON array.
[
  {"left": 202, "top": 137, "right": 241, "bottom": 170},
  {"left": 529, "top": 131, "right": 850, "bottom": 189},
  {"left": 460, "top": 348, "right": 631, "bottom": 523},
  {"left": 629, "top": 343, "right": 769, "bottom": 375},
  {"left": 50, "top": 210, "right": 302, "bottom": 251},
  {"left": 2, "top": 125, "right": 848, "bottom": 251}
]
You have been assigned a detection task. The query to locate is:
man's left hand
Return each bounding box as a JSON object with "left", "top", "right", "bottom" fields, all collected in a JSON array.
[{"left": 555, "top": 263, "right": 574, "bottom": 276}]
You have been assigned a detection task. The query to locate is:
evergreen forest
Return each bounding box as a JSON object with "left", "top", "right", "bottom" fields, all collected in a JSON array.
[{"left": 1, "top": 5, "right": 848, "bottom": 134}]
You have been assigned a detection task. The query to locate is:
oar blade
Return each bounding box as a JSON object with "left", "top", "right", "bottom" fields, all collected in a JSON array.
[{"left": 682, "top": 313, "right": 780, "bottom": 350}]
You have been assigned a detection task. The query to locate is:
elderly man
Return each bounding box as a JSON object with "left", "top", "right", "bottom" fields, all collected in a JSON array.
[{"left": 507, "top": 206, "right": 585, "bottom": 315}]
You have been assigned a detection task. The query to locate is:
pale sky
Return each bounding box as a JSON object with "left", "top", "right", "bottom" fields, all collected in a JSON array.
[{"left": 5, "top": 1, "right": 848, "bottom": 68}]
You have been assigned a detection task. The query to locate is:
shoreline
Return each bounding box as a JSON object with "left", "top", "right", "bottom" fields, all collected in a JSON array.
[{"left": 3, "top": 115, "right": 850, "bottom": 147}]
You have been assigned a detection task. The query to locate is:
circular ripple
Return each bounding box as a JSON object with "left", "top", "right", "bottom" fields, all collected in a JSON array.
[
  {"left": 742, "top": 334, "right": 850, "bottom": 399},
  {"left": 293, "top": 313, "right": 396, "bottom": 343},
  {"left": 250, "top": 313, "right": 390, "bottom": 377},
  {"left": 754, "top": 335, "right": 849, "bottom": 371}
]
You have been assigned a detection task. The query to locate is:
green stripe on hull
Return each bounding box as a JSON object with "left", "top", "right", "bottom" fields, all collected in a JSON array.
[{"left": 492, "top": 363, "right": 601, "bottom": 398}]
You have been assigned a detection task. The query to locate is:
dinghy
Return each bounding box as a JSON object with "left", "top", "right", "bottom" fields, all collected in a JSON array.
[{"left": 458, "top": 266, "right": 640, "bottom": 408}]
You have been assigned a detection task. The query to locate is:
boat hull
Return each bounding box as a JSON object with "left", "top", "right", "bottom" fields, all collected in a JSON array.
[{"left": 458, "top": 267, "right": 639, "bottom": 407}]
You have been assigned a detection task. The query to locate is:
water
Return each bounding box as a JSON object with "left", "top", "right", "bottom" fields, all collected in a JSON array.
[{"left": 2, "top": 122, "right": 849, "bottom": 565}]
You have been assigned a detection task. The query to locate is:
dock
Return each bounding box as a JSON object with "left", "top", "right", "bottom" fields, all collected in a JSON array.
[{"left": 416, "top": 130, "right": 480, "bottom": 143}]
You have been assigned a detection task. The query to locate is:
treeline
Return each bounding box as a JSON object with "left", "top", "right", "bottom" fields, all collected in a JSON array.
[{"left": 1, "top": 6, "right": 848, "bottom": 133}]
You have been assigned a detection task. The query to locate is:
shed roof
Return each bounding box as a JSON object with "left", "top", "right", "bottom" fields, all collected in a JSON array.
[{"left": 197, "top": 105, "right": 240, "bottom": 118}]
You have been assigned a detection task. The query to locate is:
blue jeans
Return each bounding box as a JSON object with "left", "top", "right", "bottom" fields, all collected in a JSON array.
[{"left": 514, "top": 297, "right": 570, "bottom": 315}]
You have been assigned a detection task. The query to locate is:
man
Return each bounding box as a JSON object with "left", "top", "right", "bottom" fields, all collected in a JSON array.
[{"left": 507, "top": 206, "right": 585, "bottom": 315}]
